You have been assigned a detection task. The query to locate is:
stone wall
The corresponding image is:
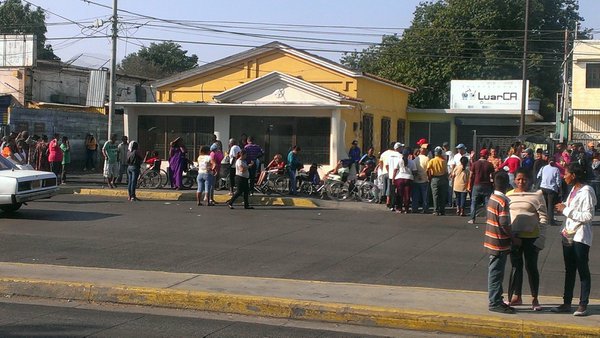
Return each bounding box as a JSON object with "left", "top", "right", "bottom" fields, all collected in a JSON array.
[{"left": 8, "top": 107, "right": 125, "bottom": 168}]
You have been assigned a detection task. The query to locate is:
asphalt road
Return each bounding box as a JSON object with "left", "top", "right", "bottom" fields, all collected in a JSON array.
[{"left": 0, "top": 194, "right": 598, "bottom": 299}]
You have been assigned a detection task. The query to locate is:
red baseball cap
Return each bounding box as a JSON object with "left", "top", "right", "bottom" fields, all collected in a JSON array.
[
  {"left": 479, "top": 148, "right": 489, "bottom": 157},
  {"left": 416, "top": 138, "right": 428, "bottom": 146}
]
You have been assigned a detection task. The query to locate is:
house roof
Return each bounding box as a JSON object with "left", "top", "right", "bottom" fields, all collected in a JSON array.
[
  {"left": 153, "top": 41, "right": 415, "bottom": 93},
  {"left": 213, "top": 71, "right": 362, "bottom": 104}
]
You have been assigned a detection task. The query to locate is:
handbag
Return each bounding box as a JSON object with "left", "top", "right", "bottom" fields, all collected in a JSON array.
[{"left": 561, "top": 223, "right": 583, "bottom": 247}]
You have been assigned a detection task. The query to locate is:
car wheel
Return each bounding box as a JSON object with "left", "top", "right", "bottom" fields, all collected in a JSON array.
[{"left": 1, "top": 203, "right": 23, "bottom": 213}]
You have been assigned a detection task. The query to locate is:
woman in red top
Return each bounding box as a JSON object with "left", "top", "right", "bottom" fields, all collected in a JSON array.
[
  {"left": 48, "top": 133, "right": 63, "bottom": 183},
  {"left": 499, "top": 147, "right": 521, "bottom": 188}
]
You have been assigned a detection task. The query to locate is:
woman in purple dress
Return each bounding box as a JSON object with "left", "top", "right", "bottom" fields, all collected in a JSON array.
[{"left": 168, "top": 137, "right": 187, "bottom": 190}]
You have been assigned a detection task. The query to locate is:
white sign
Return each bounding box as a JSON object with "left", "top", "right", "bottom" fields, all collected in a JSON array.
[
  {"left": 450, "top": 80, "right": 528, "bottom": 110},
  {"left": 0, "top": 35, "right": 36, "bottom": 67}
]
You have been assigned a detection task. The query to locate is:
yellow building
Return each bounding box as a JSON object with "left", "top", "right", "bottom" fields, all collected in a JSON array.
[
  {"left": 571, "top": 40, "right": 600, "bottom": 142},
  {"left": 121, "top": 42, "right": 414, "bottom": 167}
]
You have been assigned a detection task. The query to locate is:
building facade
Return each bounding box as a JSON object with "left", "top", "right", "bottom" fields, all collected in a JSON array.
[
  {"left": 569, "top": 40, "right": 600, "bottom": 143},
  {"left": 122, "top": 42, "right": 414, "bottom": 167}
]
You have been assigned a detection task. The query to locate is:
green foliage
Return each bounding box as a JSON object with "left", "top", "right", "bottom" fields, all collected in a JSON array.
[
  {"left": 0, "top": 0, "right": 58, "bottom": 60},
  {"left": 342, "top": 0, "right": 587, "bottom": 114},
  {"left": 118, "top": 41, "right": 198, "bottom": 79}
]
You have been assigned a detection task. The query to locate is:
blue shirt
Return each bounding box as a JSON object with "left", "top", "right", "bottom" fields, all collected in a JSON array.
[
  {"left": 538, "top": 164, "right": 561, "bottom": 192},
  {"left": 349, "top": 146, "right": 361, "bottom": 162}
]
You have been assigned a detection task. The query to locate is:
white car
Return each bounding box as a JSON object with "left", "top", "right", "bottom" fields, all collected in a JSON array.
[{"left": 0, "top": 156, "right": 59, "bottom": 212}]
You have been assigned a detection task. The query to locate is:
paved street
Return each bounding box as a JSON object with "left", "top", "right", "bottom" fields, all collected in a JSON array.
[
  {"left": 1, "top": 194, "right": 598, "bottom": 299},
  {"left": 0, "top": 297, "right": 455, "bottom": 337}
]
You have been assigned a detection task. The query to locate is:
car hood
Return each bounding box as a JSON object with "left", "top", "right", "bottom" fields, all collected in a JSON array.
[{"left": 0, "top": 169, "right": 57, "bottom": 180}]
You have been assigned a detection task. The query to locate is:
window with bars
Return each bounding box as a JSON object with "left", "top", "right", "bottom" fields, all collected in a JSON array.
[
  {"left": 586, "top": 63, "right": 600, "bottom": 88},
  {"left": 362, "top": 114, "right": 373, "bottom": 151},
  {"left": 380, "top": 117, "right": 391, "bottom": 152},
  {"left": 396, "top": 119, "right": 406, "bottom": 144}
]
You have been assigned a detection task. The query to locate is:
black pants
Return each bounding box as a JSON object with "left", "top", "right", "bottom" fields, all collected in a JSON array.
[
  {"left": 562, "top": 242, "right": 591, "bottom": 306},
  {"left": 50, "top": 161, "right": 62, "bottom": 183},
  {"left": 229, "top": 166, "right": 236, "bottom": 193},
  {"left": 248, "top": 166, "right": 257, "bottom": 192},
  {"left": 230, "top": 175, "right": 250, "bottom": 207},
  {"left": 509, "top": 238, "right": 540, "bottom": 298},
  {"left": 541, "top": 188, "right": 558, "bottom": 224}
]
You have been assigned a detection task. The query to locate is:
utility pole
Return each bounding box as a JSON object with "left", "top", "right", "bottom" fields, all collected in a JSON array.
[
  {"left": 519, "top": 0, "right": 530, "bottom": 136},
  {"left": 561, "top": 28, "right": 570, "bottom": 141},
  {"left": 107, "top": 0, "right": 118, "bottom": 140}
]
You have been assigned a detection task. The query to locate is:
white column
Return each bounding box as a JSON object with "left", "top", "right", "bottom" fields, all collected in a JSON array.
[
  {"left": 214, "top": 113, "right": 230, "bottom": 144},
  {"left": 330, "top": 109, "right": 346, "bottom": 168},
  {"left": 123, "top": 108, "right": 138, "bottom": 141}
]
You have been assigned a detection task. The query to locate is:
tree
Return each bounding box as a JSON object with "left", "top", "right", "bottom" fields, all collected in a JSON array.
[
  {"left": 0, "top": 0, "right": 58, "bottom": 60},
  {"left": 118, "top": 41, "right": 198, "bottom": 79},
  {"left": 342, "top": 0, "right": 588, "bottom": 116}
]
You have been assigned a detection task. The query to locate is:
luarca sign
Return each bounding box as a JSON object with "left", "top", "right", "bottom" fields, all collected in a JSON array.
[{"left": 450, "top": 80, "right": 528, "bottom": 110}]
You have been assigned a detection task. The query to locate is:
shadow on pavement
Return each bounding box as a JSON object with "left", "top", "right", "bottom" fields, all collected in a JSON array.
[{"left": 0, "top": 209, "right": 119, "bottom": 222}]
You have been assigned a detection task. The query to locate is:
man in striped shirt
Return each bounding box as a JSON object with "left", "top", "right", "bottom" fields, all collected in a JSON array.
[{"left": 484, "top": 171, "right": 520, "bottom": 314}]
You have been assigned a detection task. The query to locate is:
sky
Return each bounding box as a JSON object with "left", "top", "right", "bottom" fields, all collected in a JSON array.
[{"left": 21, "top": 0, "right": 600, "bottom": 69}]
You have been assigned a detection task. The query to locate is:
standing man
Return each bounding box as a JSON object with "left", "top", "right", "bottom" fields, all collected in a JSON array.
[
  {"left": 84, "top": 133, "right": 98, "bottom": 171},
  {"left": 468, "top": 149, "right": 495, "bottom": 224},
  {"left": 453, "top": 144, "right": 469, "bottom": 171},
  {"left": 227, "top": 138, "right": 241, "bottom": 196},
  {"left": 426, "top": 146, "right": 448, "bottom": 216},
  {"left": 537, "top": 151, "right": 561, "bottom": 225},
  {"left": 117, "top": 135, "right": 129, "bottom": 185},
  {"left": 412, "top": 146, "right": 430, "bottom": 213},
  {"left": 287, "top": 145, "right": 302, "bottom": 195},
  {"left": 484, "top": 171, "right": 517, "bottom": 314},
  {"left": 385, "top": 142, "right": 403, "bottom": 211},
  {"left": 378, "top": 142, "right": 396, "bottom": 205},
  {"left": 102, "top": 134, "right": 119, "bottom": 188},
  {"left": 244, "top": 136, "right": 264, "bottom": 193},
  {"left": 48, "top": 133, "right": 63, "bottom": 184},
  {"left": 60, "top": 136, "right": 71, "bottom": 184},
  {"left": 348, "top": 140, "right": 361, "bottom": 177}
]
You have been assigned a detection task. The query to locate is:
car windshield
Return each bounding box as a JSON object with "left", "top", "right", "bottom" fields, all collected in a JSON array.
[{"left": 0, "top": 156, "right": 18, "bottom": 170}]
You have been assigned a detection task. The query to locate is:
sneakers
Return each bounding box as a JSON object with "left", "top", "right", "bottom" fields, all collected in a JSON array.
[
  {"left": 489, "top": 303, "right": 516, "bottom": 314},
  {"left": 467, "top": 219, "right": 475, "bottom": 224},
  {"left": 551, "top": 304, "right": 572, "bottom": 313},
  {"left": 573, "top": 305, "right": 588, "bottom": 317}
]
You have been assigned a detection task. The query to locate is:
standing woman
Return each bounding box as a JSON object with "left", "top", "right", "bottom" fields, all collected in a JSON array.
[
  {"left": 227, "top": 150, "right": 253, "bottom": 209},
  {"left": 126, "top": 141, "right": 143, "bottom": 201},
  {"left": 553, "top": 163, "right": 595, "bottom": 316},
  {"left": 506, "top": 167, "right": 548, "bottom": 311},
  {"left": 196, "top": 145, "right": 216, "bottom": 206},
  {"left": 168, "top": 137, "right": 187, "bottom": 190},
  {"left": 499, "top": 147, "right": 521, "bottom": 187},
  {"left": 394, "top": 149, "right": 416, "bottom": 213},
  {"left": 48, "top": 133, "right": 63, "bottom": 184},
  {"left": 452, "top": 156, "right": 470, "bottom": 216},
  {"left": 60, "top": 136, "right": 71, "bottom": 184}
]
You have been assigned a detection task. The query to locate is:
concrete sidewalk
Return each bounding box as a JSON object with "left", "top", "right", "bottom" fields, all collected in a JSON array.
[{"left": 0, "top": 262, "right": 597, "bottom": 337}]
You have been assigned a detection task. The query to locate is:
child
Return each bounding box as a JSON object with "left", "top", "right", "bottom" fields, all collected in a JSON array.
[{"left": 484, "top": 171, "right": 519, "bottom": 314}]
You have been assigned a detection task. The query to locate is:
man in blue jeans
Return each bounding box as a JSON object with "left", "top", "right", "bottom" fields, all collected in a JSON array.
[
  {"left": 287, "top": 145, "right": 302, "bottom": 195},
  {"left": 468, "top": 148, "right": 494, "bottom": 224}
]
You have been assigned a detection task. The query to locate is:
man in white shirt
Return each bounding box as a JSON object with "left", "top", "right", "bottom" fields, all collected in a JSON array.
[
  {"left": 378, "top": 142, "right": 397, "bottom": 205},
  {"left": 385, "top": 142, "right": 403, "bottom": 211},
  {"left": 227, "top": 138, "right": 241, "bottom": 195}
]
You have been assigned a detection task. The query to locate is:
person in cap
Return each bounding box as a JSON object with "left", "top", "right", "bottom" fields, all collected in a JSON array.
[
  {"left": 532, "top": 148, "right": 547, "bottom": 181},
  {"left": 426, "top": 146, "right": 448, "bottom": 216},
  {"left": 412, "top": 146, "right": 431, "bottom": 213},
  {"left": 453, "top": 144, "right": 469, "bottom": 171},
  {"left": 348, "top": 140, "right": 362, "bottom": 176},
  {"left": 385, "top": 142, "right": 403, "bottom": 211},
  {"left": 521, "top": 148, "right": 535, "bottom": 178},
  {"left": 467, "top": 148, "right": 495, "bottom": 224}
]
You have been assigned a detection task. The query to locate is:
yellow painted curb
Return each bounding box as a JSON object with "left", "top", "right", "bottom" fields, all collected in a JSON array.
[
  {"left": 74, "top": 188, "right": 317, "bottom": 207},
  {"left": 0, "top": 277, "right": 597, "bottom": 337}
]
